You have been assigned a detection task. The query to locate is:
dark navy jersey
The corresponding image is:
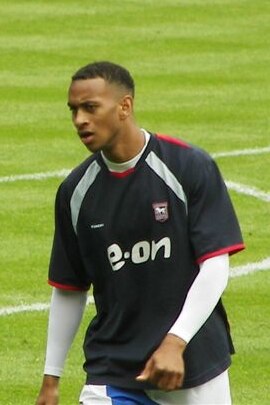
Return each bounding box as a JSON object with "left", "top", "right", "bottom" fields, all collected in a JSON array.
[{"left": 49, "top": 133, "right": 244, "bottom": 389}]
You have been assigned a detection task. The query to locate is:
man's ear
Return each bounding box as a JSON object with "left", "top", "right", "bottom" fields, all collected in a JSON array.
[{"left": 119, "top": 95, "right": 133, "bottom": 119}]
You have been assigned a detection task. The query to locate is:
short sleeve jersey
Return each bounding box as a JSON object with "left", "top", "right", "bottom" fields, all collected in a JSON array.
[{"left": 49, "top": 133, "right": 244, "bottom": 389}]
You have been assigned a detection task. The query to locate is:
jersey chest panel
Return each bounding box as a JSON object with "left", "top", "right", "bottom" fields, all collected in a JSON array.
[
  {"left": 74, "top": 161, "right": 196, "bottom": 326},
  {"left": 76, "top": 162, "right": 190, "bottom": 274}
]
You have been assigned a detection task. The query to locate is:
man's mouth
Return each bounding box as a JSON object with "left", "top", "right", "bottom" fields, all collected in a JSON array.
[{"left": 78, "top": 131, "right": 94, "bottom": 139}]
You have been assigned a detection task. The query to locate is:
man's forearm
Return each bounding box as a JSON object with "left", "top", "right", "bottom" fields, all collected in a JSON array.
[
  {"left": 168, "top": 254, "right": 229, "bottom": 343},
  {"left": 44, "top": 288, "right": 87, "bottom": 376}
]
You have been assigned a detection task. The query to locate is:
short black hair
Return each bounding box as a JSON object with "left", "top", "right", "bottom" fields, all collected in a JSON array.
[{"left": 71, "top": 61, "right": 135, "bottom": 97}]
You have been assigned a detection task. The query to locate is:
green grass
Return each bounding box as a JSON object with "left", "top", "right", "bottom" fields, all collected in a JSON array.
[
  {"left": 0, "top": 0, "right": 269, "bottom": 403},
  {"left": 225, "top": 272, "right": 270, "bottom": 405}
]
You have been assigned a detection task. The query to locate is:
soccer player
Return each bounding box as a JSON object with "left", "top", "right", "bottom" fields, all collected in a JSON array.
[{"left": 36, "top": 61, "right": 245, "bottom": 405}]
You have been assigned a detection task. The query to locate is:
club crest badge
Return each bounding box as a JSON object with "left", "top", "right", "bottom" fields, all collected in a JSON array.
[{"left": 152, "top": 202, "right": 169, "bottom": 222}]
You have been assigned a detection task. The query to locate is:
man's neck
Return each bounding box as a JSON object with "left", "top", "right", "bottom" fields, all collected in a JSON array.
[
  {"left": 101, "top": 129, "right": 150, "bottom": 172},
  {"left": 102, "top": 126, "right": 145, "bottom": 163}
]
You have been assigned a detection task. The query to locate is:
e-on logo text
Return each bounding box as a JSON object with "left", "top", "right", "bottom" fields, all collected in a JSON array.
[{"left": 107, "top": 237, "right": 171, "bottom": 271}]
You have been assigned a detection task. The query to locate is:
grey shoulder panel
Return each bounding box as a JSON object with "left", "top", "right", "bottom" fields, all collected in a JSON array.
[
  {"left": 146, "top": 151, "right": 187, "bottom": 214},
  {"left": 70, "top": 160, "right": 101, "bottom": 234}
]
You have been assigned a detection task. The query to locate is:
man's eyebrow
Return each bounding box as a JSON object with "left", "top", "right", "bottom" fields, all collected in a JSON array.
[{"left": 67, "top": 100, "right": 99, "bottom": 108}]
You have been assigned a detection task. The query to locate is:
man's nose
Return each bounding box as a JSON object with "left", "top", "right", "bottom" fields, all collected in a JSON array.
[{"left": 73, "top": 109, "right": 89, "bottom": 128}]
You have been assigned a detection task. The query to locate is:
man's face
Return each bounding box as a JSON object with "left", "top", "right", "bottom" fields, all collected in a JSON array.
[{"left": 68, "top": 77, "right": 126, "bottom": 153}]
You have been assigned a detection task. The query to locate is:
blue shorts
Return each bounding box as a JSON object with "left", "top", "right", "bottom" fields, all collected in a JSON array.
[
  {"left": 107, "top": 386, "right": 159, "bottom": 404},
  {"left": 79, "top": 384, "right": 158, "bottom": 404}
]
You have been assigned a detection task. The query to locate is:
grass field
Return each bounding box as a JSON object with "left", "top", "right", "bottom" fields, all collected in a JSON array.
[{"left": 0, "top": 1, "right": 269, "bottom": 404}]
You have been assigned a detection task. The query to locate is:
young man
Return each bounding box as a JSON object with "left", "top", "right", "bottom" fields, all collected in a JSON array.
[{"left": 36, "top": 61, "right": 244, "bottom": 405}]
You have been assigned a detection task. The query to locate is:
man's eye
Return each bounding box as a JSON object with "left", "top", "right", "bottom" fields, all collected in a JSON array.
[
  {"left": 85, "top": 104, "right": 96, "bottom": 112},
  {"left": 68, "top": 106, "right": 77, "bottom": 114}
]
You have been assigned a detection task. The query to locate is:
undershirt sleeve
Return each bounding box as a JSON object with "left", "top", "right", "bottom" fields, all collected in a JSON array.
[
  {"left": 168, "top": 254, "right": 229, "bottom": 343},
  {"left": 44, "top": 287, "right": 87, "bottom": 376}
]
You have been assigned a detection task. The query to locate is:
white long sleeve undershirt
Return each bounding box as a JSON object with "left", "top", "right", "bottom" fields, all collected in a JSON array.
[
  {"left": 44, "top": 288, "right": 87, "bottom": 376},
  {"left": 43, "top": 254, "right": 229, "bottom": 376},
  {"left": 168, "top": 254, "right": 229, "bottom": 343}
]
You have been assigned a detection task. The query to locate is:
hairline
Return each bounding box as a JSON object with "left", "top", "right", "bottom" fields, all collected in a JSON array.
[
  {"left": 71, "top": 61, "right": 135, "bottom": 98},
  {"left": 71, "top": 76, "right": 133, "bottom": 98}
]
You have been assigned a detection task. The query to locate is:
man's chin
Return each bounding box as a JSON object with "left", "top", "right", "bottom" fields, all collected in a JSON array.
[{"left": 84, "top": 144, "right": 100, "bottom": 154}]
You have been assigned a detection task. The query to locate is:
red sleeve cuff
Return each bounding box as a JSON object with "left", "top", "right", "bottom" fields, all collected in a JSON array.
[
  {"left": 48, "top": 280, "right": 90, "bottom": 291},
  {"left": 196, "top": 243, "right": 245, "bottom": 264}
]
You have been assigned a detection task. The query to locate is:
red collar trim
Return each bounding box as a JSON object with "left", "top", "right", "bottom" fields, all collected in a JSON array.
[
  {"left": 156, "top": 133, "right": 190, "bottom": 148},
  {"left": 110, "top": 168, "right": 135, "bottom": 178}
]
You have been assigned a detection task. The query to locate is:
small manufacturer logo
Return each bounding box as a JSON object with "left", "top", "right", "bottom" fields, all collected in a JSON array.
[
  {"left": 90, "top": 223, "right": 104, "bottom": 229},
  {"left": 152, "top": 202, "right": 169, "bottom": 222}
]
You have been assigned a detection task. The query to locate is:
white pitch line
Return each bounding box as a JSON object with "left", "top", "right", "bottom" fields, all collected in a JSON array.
[
  {"left": 0, "top": 169, "right": 71, "bottom": 183},
  {"left": 0, "top": 146, "right": 269, "bottom": 184},
  {"left": 0, "top": 302, "right": 51, "bottom": 316},
  {"left": 1, "top": 259, "right": 269, "bottom": 317},
  {"left": 1, "top": 170, "right": 269, "bottom": 203},
  {"left": 225, "top": 180, "right": 270, "bottom": 202},
  {"left": 212, "top": 146, "right": 270, "bottom": 159},
  {"left": 230, "top": 257, "right": 270, "bottom": 278},
  {"left": 0, "top": 296, "right": 94, "bottom": 317}
]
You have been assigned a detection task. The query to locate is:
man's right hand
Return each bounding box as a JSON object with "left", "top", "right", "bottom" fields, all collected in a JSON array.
[{"left": 35, "top": 375, "right": 60, "bottom": 405}]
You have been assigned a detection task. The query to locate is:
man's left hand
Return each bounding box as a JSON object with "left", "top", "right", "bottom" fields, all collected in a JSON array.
[{"left": 136, "top": 333, "right": 187, "bottom": 391}]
